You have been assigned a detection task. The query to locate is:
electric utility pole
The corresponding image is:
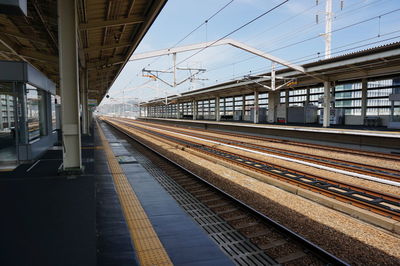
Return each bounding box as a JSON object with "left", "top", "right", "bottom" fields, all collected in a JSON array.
[{"left": 325, "top": 0, "right": 332, "bottom": 59}]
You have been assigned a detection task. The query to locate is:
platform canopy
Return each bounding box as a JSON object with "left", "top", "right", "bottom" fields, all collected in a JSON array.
[
  {"left": 0, "top": 0, "right": 166, "bottom": 102},
  {"left": 142, "top": 41, "right": 400, "bottom": 105}
]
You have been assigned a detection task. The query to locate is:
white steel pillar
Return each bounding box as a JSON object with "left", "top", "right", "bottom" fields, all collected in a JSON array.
[
  {"left": 215, "top": 97, "right": 220, "bottom": 121},
  {"left": 325, "top": 0, "right": 333, "bottom": 59},
  {"left": 242, "top": 95, "right": 246, "bottom": 120},
  {"left": 192, "top": 100, "right": 197, "bottom": 120},
  {"left": 284, "top": 89, "right": 289, "bottom": 123},
  {"left": 176, "top": 103, "right": 180, "bottom": 119},
  {"left": 58, "top": 0, "right": 82, "bottom": 170},
  {"left": 80, "top": 68, "right": 89, "bottom": 135},
  {"left": 361, "top": 78, "right": 368, "bottom": 125},
  {"left": 271, "top": 62, "right": 276, "bottom": 91},
  {"left": 173, "top": 53, "right": 177, "bottom": 87},
  {"left": 253, "top": 91, "right": 259, "bottom": 124},
  {"left": 323, "top": 81, "right": 331, "bottom": 127}
]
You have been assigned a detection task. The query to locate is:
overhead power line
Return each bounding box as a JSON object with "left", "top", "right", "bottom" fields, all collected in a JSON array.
[
  {"left": 217, "top": 35, "right": 400, "bottom": 83},
  {"left": 172, "top": 0, "right": 234, "bottom": 48},
  {"left": 175, "top": 0, "right": 290, "bottom": 67},
  {"left": 146, "top": 0, "right": 234, "bottom": 68},
  {"left": 267, "top": 8, "right": 400, "bottom": 54},
  {"left": 206, "top": 5, "right": 399, "bottom": 74}
]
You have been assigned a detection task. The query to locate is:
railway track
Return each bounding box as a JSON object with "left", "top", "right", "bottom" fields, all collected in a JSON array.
[
  {"left": 123, "top": 119, "right": 400, "bottom": 183},
  {"left": 136, "top": 118, "right": 400, "bottom": 162},
  {"left": 105, "top": 118, "right": 400, "bottom": 222},
  {"left": 101, "top": 119, "right": 348, "bottom": 266}
]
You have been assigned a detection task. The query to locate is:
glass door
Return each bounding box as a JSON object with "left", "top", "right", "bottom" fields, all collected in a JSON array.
[{"left": 0, "top": 82, "right": 17, "bottom": 169}]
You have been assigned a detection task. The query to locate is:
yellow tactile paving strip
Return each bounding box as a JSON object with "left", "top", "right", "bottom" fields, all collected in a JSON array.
[
  {"left": 81, "top": 146, "right": 103, "bottom": 150},
  {"left": 97, "top": 121, "right": 173, "bottom": 266}
]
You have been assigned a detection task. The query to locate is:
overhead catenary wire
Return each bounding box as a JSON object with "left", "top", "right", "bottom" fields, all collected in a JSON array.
[
  {"left": 267, "top": 8, "right": 400, "bottom": 54},
  {"left": 205, "top": 0, "right": 388, "bottom": 74},
  {"left": 137, "top": 0, "right": 290, "bottom": 96},
  {"left": 109, "top": 1, "right": 235, "bottom": 102},
  {"left": 145, "top": 0, "right": 235, "bottom": 68},
  {"left": 218, "top": 28, "right": 400, "bottom": 80},
  {"left": 172, "top": 0, "right": 234, "bottom": 48},
  {"left": 174, "top": 0, "right": 290, "bottom": 68},
  {"left": 207, "top": 0, "right": 390, "bottom": 74},
  {"left": 217, "top": 35, "right": 400, "bottom": 83},
  {"left": 205, "top": 4, "right": 399, "bottom": 75},
  {"left": 126, "top": 0, "right": 398, "bottom": 102},
  {"left": 257, "top": 0, "right": 387, "bottom": 49}
]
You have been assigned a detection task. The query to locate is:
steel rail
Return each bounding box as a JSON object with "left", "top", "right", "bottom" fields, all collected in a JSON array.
[
  {"left": 101, "top": 118, "right": 349, "bottom": 266},
  {"left": 107, "top": 118, "right": 400, "bottom": 221},
  {"left": 134, "top": 118, "right": 400, "bottom": 162},
  {"left": 125, "top": 119, "right": 400, "bottom": 182}
]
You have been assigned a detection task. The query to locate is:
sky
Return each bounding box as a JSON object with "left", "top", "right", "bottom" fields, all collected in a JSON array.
[{"left": 101, "top": 0, "right": 400, "bottom": 105}]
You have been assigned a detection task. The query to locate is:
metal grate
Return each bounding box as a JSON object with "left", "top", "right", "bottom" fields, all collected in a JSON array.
[{"left": 120, "top": 142, "right": 278, "bottom": 266}]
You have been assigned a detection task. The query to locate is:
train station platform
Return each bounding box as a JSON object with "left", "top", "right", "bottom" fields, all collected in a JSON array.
[
  {"left": 0, "top": 120, "right": 234, "bottom": 266},
  {"left": 140, "top": 117, "right": 400, "bottom": 152}
]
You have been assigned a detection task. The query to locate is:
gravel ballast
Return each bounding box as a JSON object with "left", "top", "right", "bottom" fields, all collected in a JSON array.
[{"left": 106, "top": 120, "right": 400, "bottom": 265}]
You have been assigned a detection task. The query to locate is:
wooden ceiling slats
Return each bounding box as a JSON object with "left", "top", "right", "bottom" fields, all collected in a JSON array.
[{"left": 0, "top": 0, "right": 166, "bottom": 102}]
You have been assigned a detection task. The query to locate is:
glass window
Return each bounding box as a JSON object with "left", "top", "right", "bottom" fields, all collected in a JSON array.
[
  {"left": 51, "top": 95, "right": 56, "bottom": 130},
  {"left": 335, "top": 83, "right": 361, "bottom": 91},
  {"left": 26, "top": 87, "right": 39, "bottom": 141},
  {"left": 368, "top": 79, "right": 392, "bottom": 88},
  {"left": 26, "top": 84, "right": 47, "bottom": 141}
]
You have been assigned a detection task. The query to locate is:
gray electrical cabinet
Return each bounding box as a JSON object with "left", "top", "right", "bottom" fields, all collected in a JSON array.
[
  {"left": 288, "top": 105, "right": 318, "bottom": 124},
  {"left": 233, "top": 110, "right": 242, "bottom": 121},
  {"left": 250, "top": 107, "right": 267, "bottom": 122}
]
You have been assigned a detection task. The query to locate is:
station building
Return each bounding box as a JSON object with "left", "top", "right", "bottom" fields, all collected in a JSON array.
[{"left": 140, "top": 43, "right": 400, "bottom": 129}]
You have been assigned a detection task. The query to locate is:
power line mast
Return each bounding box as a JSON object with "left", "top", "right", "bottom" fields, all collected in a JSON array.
[
  {"left": 325, "top": 0, "right": 333, "bottom": 59},
  {"left": 316, "top": 0, "right": 344, "bottom": 127},
  {"left": 317, "top": 0, "right": 344, "bottom": 59}
]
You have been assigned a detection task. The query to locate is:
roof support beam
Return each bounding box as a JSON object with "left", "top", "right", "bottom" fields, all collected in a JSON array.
[
  {"left": 79, "top": 15, "right": 144, "bottom": 30},
  {"left": 127, "top": 0, "right": 136, "bottom": 17},
  {"left": 84, "top": 42, "right": 131, "bottom": 53},
  {"left": 18, "top": 48, "right": 58, "bottom": 63},
  {"left": 130, "top": 38, "right": 317, "bottom": 78},
  {"left": 87, "top": 58, "right": 124, "bottom": 70},
  {"left": 0, "top": 27, "right": 48, "bottom": 44},
  {"left": 31, "top": 0, "right": 58, "bottom": 51}
]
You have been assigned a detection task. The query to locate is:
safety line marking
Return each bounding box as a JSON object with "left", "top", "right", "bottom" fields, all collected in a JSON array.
[{"left": 97, "top": 121, "right": 173, "bottom": 266}]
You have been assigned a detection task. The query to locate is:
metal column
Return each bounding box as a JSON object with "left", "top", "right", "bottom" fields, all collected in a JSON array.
[
  {"left": 323, "top": 81, "right": 331, "bottom": 128},
  {"left": 242, "top": 95, "right": 246, "bottom": 120},
  {"left": 176, "top": 103, "right": 180, "bottom": 119},
  {"left": 253, "top": 91, "right": 259, "bottom": 124},
  {"left": 192, "top": 100, "right": 197, "bottom": 120},
  {"left": 215, "top": 97, "right": 220, "bottom": 121},
  {"left": 58, "top": 0, "right": 82, "bottom": 171},
  {"left": 267, "top": 91, "right": 279, "bottom": 123},
  {"left": 80, "top": 68, "right": 89, "bottom": 135},
  {"left": 284, "top": 89, "right": 289, "bottom": 123},
  {"left": 361, "top": 78, "right": 368, "bottom": 125}
]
